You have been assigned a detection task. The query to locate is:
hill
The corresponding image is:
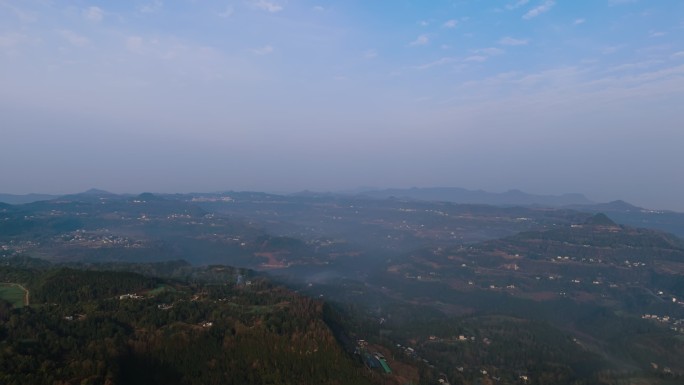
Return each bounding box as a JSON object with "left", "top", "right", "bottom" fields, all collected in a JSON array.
[
  {"left": 371, "top": 214, "right": 684, "bottom": 382},
  {"left": 358, "top": 187, "right": 593, "bottom": 207},
  {"left": 0, "top": 263, "right": 382, "bottom": 385},
  {"left": 0, "top": 193, "right": 59, "bottom": 204},
  {"left": 568, "top": 201, "right": 684, "bottom": 239},
  {"left": 2, "top": 192, "right": 684, "bottom": 384}
]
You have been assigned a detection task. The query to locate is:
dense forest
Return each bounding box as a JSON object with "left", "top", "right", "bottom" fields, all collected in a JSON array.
[{"left": 0, "top": 263, "right": 375, "bottom": 385}]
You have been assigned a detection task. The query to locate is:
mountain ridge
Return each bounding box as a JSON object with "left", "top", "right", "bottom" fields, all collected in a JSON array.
[{"left": 355, "top": 186, "right": 594, "bottom": 207}]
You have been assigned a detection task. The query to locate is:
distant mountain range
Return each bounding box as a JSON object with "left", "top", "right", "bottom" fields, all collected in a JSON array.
[
  {"left": 0, "top": 187, "right": 650, "bottom": 210},
  {"left": 569, "top": 200, "right": 684, "bottom": 239},
  {"left": 356, "top": 187, "right": 594, "bottom": 207},
  {"left": 351, "top": 188, "right": 684, "bottom": 237},
  {"left": 0, "top": 193, "right": 60, "bottom": 205},
  {"left": 565, "top": 199, "right": 642, "bottom": 213},
  {"left": 0, "top": 189, "right": 124, "bottom": 204},
  {"left": 3, "top": 187, "right": 683, "bottom": 238}
]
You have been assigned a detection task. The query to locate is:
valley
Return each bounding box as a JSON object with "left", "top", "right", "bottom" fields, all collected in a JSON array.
[{"left": 1, "top": 191, "right": 683, "bottom": 384}]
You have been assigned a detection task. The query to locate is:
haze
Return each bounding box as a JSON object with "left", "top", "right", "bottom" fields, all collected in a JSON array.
[{"left": 1, "top": 1, "right": 683, "bottom": 211}]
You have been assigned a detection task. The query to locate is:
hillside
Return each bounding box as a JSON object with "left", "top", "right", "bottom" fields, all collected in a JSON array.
[
  {"left": 567, "top": 201, "right": 684, "bottom": 238},
  {"left": 0, "top": 263, "right": 384, "bottom": 385},
  {"left": 358, "top": 187, "right": 593, "bottom": 207},
  {"left": 0, "top": 193, "right": 60, "bottom": 205},
  {"left": 370, "top": 213, "right": 684, "bottom": 382},
  {"left": 2, "top": 194, "right": 684, "bottom": 384}
]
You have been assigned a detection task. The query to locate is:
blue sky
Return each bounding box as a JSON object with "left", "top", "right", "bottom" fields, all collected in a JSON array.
[{"left": 1, "top": 0, "right": 684, "bottom": 210}]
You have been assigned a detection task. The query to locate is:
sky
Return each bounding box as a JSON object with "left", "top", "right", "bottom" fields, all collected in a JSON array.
[{"left": 1, "top": 0, "right": 684, "bottom": 210}]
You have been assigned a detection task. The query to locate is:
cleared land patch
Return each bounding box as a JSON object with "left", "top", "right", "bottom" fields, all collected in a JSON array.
[{"left": 0, "top": 283, "right": 28, "bottom": 308}]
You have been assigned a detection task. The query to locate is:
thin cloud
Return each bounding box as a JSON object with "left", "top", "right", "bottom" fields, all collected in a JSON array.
[
  {"left": 218, "top": 7, "right": 234, "bottom": 18},
  {"left": 415, "top": 57, "right": 457, "bottom": 70},
  {"left": 601, "top": 45, "right": 624, "bottom": 55},
  {"left": 126, "top": 36, "right": 144, "bottom": 53},
  {"left": 83, "top": 6, "right": 103, "bottom": 22},
  {"left": 57, "top": 30, "right": 89, "bottom": 47},
  {"left": 139, "top": 0, "right": 163, "bottom": 14},
  {"left": 443, "top": 19, "right": 458, "bottom": 28},
  {"left": 573, "top": 18, "right": 586, "bottom": 25},
  {"left": 608, "top": 60, "right": 663, "bottom": 72},
  {"left": 251, "top": 0, "right": 283, "bottom": 13},
  {"left": 649, "top": 31, "right": 666, "bottom": 38},
  {"left": 475, "top": 47, "right": 505, "bottom": 56},
  {"left": 252, "top": 44, "right": 274, "bottom": 55},
  {"left": 409, "top": 34, "right": 429, "bottom": 46},
  {"left": 464, "top": 55, "right": 487, "bottom": 63},
  {"left": 0, "top": 32, "right": 30, "bottom": 48},
  {"left": 416, "top": 53, "right": 493, "bottom": 70},
  {"left": 364, "top": 49, "right": 378, "bottom": 59},
  {"left": 523, "top": 0, "right": 555, "bottom": 20},
  {"left": 1, "top": 2, "right": 37, "bottom": 22},
  {"left": 499, "top": 36, "right": 528, "bottom": 46},
  {"left": 506, "top": 0, "right": 530, "bottom": 10}
]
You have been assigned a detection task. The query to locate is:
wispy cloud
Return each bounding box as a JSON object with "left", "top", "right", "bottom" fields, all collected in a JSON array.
[
  {"left": 0, "top": 32, "right": 30, "bottom": 48},
  {"left": 602, "top": 45, "right": 624, "bottom": 54},
  {"left": 139, "top": 0, "right": 163, "bottom": 14},
  {"left": 57, "top": 30, "right": 89, "bottom": 47},
  {"left": 452, "top": 63, "right": 684, "bottom": 114},
  {"left": 252, "top": 44, "right": 274, "bottom": 55},
  {"left": 251, "top": 0, "right": 284, "bottom": 13},
  {"left": 475, "top": 47, "right": 505, "bottom": 56},
  {"left": 608, "top": 60, "right": 663, "bottom": 72},
  {"left": 506, "top": 0, "right": 530, "bottom": 10},
  {"left": 126, "top": 36, "right": 144, "bottom": 53},
  {"left": 649, "top": 31, "right": 666, "bottom": 38},
  {"left": 609, "top": 0, "right": 637, "bottom": 5},
  {"left": 0, "top": 2, "right": 37, "bottom": 22},
  {"left": 217, "top": 7, "right": 234, "bottom": 18},
  {"left": 415, "top": 57, "right": 458, "bottom": 70},
  {"left": 523, "top": 0, "right": 555, "bottom": 20},
  {"left": 409, "top": 34, "right": 429, "bottom": 46},
  {"left": 364, "top": 49, "right": 378, "bottom": 59},
  {"left": 443, "top": 19, "right": 458, "bottom": 28},
  {"left": 464, "top": 55, "right": 487, "bottom": 63},
  {"left": 499, "top": 36, "right": 528, "bottom": 46},
  {"left": 416, "top": 51, "right": 498, "bottom": 70},
  {"left": 573, "top": 18, "right": 586, "bottom": 25},
  {"left": 83, "top": 6, "right": 103, "bottom": 22}
]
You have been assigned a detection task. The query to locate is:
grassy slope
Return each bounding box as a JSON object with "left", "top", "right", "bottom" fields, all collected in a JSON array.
[{"left": 0, "top": 284, "right": 27, "bottom": 308}]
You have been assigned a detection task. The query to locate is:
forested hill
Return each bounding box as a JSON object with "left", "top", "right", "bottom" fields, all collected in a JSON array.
[
  {"left": 492, "top": 213, "right": 684, "bottom": 262},
  {"left": 0, "top": 262, "right": 379, "bottom": 385}
]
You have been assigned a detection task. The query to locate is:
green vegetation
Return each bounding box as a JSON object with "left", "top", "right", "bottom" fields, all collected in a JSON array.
[
  {"left": 0, "top": 264, "right": 375, "bottom": 385},
  {"left": 0, "top": 284, "right": 26, "bottom": 308},
  {"left": 2, "top": 192, "right": 684, "bottom": 384}
]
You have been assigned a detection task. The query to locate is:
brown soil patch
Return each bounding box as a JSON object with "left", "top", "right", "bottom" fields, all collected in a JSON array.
[{"left": 253, "top": 252, "right": 289, "bottom": 268}]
